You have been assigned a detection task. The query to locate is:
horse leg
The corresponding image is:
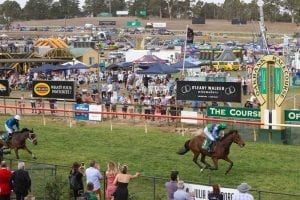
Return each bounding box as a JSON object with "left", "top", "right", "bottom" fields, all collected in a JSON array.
[
  {"left": 200, "top": 154, "right": 212, "bottom": 170},
  {"left": 24, "top": 146, "right": 37, "bottom": 159},
  {"left": 14, "top": 149, "right": 20, "bottom": 160},
  {"left": 209, "top": 157, "right": 219, "bottom": 171},
  {"left": 192, "top": 153, "right": 204, "bottom": 170},
  {"left": 223, "top": 156, "right": 233, "bottom": 175}
]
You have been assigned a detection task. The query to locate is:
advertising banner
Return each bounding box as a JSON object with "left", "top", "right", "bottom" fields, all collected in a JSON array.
[
  {"left": 74, "top": 104, "right": 102, "bottom": 121},
  {"left": 207, "top": 106, "right": 260, "bottom": 120},
  {"left": 0, "top": 80, "right": 10, "bottom": 96},
  {"left": 185, "top": 183, "right": 237, "bottom": 200},
  {"left": 176, "top": 81, "right": 241, "bottom": 102},
  {"left": 74, "top": 104, "right": 89, "bottom": 120},
  {"left": 32, "top": 81, "right": 75, "bottom": 99}
]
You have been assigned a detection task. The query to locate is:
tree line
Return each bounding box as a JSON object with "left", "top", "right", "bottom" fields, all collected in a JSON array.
[{"left": 0, "top": 0, "right": 299, "bottom": 26}]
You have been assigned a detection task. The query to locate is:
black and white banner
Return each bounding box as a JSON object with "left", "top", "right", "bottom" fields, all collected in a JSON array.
[
  {"left": 32, "top": 81, "right": 75, "bottom": 99},
  {"left": 176, "top": 81, "right": 241, "bottom": 102}
]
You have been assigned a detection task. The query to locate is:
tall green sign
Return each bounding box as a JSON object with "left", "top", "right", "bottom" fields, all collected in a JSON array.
[{"left": 207, "top": 106, "right": 260, "bottom": 120}]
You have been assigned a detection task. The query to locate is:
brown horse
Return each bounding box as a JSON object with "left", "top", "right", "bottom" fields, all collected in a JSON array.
[
  {"left": 0, "top": 128, "right": 37, "bottom": 160},
  {"left": 177, "top": 130, "right": 245, "bottom": 174}
]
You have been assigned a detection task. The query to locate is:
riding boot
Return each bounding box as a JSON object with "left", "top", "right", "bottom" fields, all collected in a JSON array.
[
  {"left": 5, "top": 134, "right": 12, "bottom": 144},
  {"left": 208, "top": 141, "right": 215, "bottom": 153}
]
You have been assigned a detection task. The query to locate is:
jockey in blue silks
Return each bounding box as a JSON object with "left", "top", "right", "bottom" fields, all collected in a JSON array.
[
  {"left": 4, "top": 115, "right": 21, "bottom": 143},
  {"left": 202, "top": 123, "right": 227, "bottom": 152}
]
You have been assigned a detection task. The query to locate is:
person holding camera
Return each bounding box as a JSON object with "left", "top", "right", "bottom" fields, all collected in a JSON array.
[{"left": 69, "top": 162, "right": 84, "bottom": 200}]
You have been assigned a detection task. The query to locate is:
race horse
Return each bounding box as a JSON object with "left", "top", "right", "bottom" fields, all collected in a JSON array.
[
  {"left": 0, "top": 128, "right": 37, "bottom": 160},
  {"left": 177, "top": 130, "right": 245, "bottom": 174}
]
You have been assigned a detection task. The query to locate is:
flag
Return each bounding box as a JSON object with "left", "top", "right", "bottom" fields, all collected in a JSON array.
[{"left": 187, "top": 27, "right": 194, "bottom": 44}]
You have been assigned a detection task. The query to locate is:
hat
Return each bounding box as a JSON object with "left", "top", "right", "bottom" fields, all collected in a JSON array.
[{"left": 237, "top": 183, "right": 251, "bottom": 193}]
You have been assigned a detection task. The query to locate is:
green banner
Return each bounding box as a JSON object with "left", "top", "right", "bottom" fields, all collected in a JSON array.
[
  {"left": 127, "top": 21, "right": 142, "bottom": 27},
  {"left": 135, "top": 10, "right": 147, "bottom": 16},
  {"left": 285, "top": 110, "right": 300, "bottom": 122},
  {"left": 274, "top": 67, "right": 282, "bottom": 94},
  {"left": 259, "top": 67, "right": 267, "bottom": 94},
  {"left": 207, "top": 106, "right": 260, "bottom": 120}
]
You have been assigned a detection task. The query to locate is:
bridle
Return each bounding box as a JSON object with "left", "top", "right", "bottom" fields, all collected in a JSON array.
[{"left": 27, "top": 132, "right": 37, "bottom": 143}]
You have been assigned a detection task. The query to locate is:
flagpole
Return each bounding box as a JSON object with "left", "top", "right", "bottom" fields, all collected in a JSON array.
[{"left": 182, "top": 25, "right": 188, "bottom": 77}]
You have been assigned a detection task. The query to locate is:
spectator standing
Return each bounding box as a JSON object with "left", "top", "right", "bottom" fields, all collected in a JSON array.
[
  {"left": 0, "top": 161, "right": 12, "bottom": 200},
  {"left": 208, "top": 184, "right": 223, "bottom": 200},
  {"left": 112, "top": 165, "right": 140, "bottom": 200},
  {"left": 232, "top": 183, "right": 254, "bottom": 200},
  {"left": 30, "top": 94, "right": 36, "bottom": 114},
  {"left": 105, "top": 161, "right": 118, "bottom": 200},
  {"left": 85, "top": 160, "right": 103, "bottom": 200},
  {"left": 173, "top": 181, "right": 194, "bottom": 200},
  {"left": 10, "top": 161, "right": 31, "bottom": 200},
  {"left": 165, "top": 170, "right": 179, "bottom": 200},
  {"left": 69, "top": 162, "right": 84, "bottom": 200}
]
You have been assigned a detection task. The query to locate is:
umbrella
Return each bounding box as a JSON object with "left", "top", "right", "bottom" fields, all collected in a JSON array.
[
  {"left": 118, "top": 62, "right": 133, "bottom": 69},
  {"left": 137, "top": 62, "right": 179, "bottom": 74},
  {"left": 0, "top": 66, "right": 13, "bottom": 71},
  {"left": 106, "top": 64, "right": 121, "bottom": 71},
  {"left": 170, "top": 60, "right": 197, "bottom": 69},
  {"left": 133, "top": 55, "right": 167, "bottom": 64},
  {"left": 31, "top": 64, "right": 58, "bottom": 73}
]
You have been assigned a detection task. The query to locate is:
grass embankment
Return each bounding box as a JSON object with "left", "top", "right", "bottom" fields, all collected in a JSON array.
[{"left": 1, "top": 116, "right": 299, "bottom": 199}]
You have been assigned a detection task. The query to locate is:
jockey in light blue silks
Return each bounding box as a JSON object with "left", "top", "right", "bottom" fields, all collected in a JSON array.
[
  {"left": 4, "top": 115, "right": 21, "bottom": 143},
  {"left": 202, "top": 123, "right": 227, "bottom": 152}
]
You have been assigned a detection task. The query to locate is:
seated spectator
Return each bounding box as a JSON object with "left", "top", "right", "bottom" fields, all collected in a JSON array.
[{"left": 233, "top": 183, "right": 254, "bottom": 200}]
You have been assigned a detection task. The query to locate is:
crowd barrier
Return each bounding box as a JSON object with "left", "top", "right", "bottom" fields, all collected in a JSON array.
[{"left": 2, "top": 158, "right": 299, "bottom": 200}]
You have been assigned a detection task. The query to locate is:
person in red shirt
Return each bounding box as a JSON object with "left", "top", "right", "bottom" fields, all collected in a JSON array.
[{"left": 0, "top": 161, "right": 12, "bottom": 200}]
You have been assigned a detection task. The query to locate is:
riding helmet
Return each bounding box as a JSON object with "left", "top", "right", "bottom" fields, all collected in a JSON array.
[
  {"left": 219, "top": 123, "right": 227, "bottom": 129},
  {"left": 14, "top": 115, "right": 21, "bottom": 121}
]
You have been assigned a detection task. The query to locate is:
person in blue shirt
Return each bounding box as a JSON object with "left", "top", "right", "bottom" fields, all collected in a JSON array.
[
  {"left": 4, "top": 115, "right": 21, "bottom": 143},
  {"left": 202, "top": 123, "right": 227, "bottom": 152}
]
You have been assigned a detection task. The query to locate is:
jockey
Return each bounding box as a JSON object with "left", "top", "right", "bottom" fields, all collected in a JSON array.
[
  {"left": 203, "top": 123, "right": 227, "bottom": 152},
  {"left": 4, "top": 115, "right": 21, "bottom": 143}
]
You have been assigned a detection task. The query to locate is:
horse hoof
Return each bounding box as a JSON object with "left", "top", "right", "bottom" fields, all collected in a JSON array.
[{"left": 33, "top": 157, "right": 37, "bottom": 159}]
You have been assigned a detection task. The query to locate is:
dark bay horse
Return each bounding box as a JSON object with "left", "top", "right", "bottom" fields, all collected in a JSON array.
[
  {"left": 0, "top": 128, "right": 37, "bottom": 160},
  {"left": 177, "top": 130, "right": 245, "bottom": 174}
]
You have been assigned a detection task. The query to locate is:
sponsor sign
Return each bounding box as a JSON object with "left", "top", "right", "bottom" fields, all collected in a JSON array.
[
  {"left": 176, "top": 81, "right": 241, "bottom": 103},
  {"left": 0, "top": 80, "right": 9, "bottom": 96},
  {"left": 152, "top": 22, "right": 167, "bottom": 28},
  {"left": 74, "top": 104, "right": 89, "bottom": 120},
  {"left": 32, "top": 81, "right": 75, "bottom": 99},
  {"left": 99, "top": 21, "right": 116, "bottom": 26},
  {"left": 185, "top": 183, "right": 237, "bottom": 200},
  {"left": 181, "top": 111, "right": 198, "bottom": 124},
  {"left": 285, "top": 110, "right": 300, "bottom": 122},
  {"left": 207, "top": 106, "right": 260, "bottom": 120},
  {"left": 127, "top": 21, "right": 142, "bottom": 27},
  {"left": 74, "top": 104, "right": 102, "bottom": 121},
  {"left": 116, "top": 11, "right": 129, "bottom": 16}
]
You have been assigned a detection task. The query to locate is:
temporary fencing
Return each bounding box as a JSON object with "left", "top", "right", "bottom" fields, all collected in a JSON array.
[{"left": 3, "top": 158, "right": 300, "bottom": 200}]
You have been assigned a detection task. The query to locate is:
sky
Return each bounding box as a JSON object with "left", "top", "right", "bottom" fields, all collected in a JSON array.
[{"left": 0, "top": 0, "right": 252, "bottom": 8}]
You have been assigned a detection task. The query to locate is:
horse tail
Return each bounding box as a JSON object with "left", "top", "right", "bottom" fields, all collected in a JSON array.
[{"left": 177, "top": 140, "right": 190, "bottom": 155}]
